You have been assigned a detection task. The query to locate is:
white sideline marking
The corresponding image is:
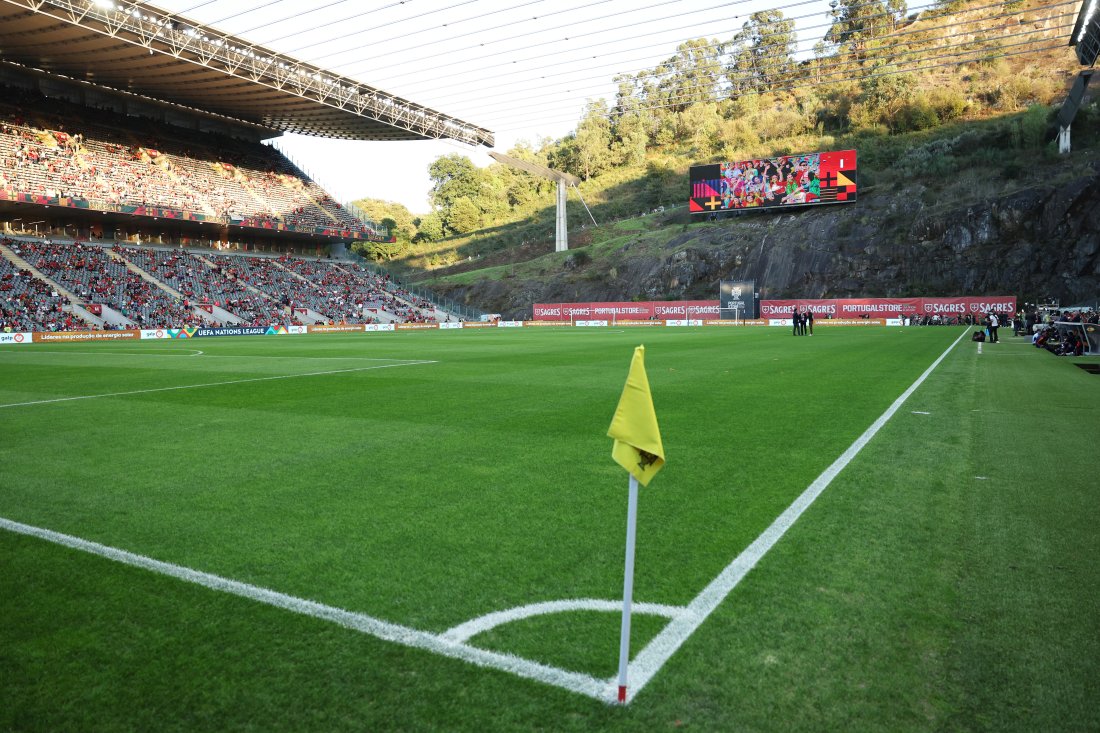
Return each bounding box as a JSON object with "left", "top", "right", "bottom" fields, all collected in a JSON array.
[
  {"left": 0, "top": 515, "right": 608, "bottom": 701},
  {"left": 618, "top": 327, "right": 970, "bottom": 703},
  {"left": 442, "top": 600, "right": 687, "bottom": 643},
  {"left": 0, "top": 360, "right": 436, "bottom": 409},
  {"left": 0, "top": 350, "right": 423, "bottom": 361}
]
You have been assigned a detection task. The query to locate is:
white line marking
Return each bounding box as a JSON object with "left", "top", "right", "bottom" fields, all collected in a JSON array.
[
  {"left": 0, "top": 360, "right": 437, "bottom": 409},
  {"left": 442, "top": 600, "right": 687, "bottom": 643},
  {"left": 619, "top": 327, "right": 970, "bottom": 703},
  {"left": 0, "top": 350, "right": 414, "bottom": 361},
  {"left": 911, "top": 411, "right": 931, "bottom": 415},
  {"left": 0, "top": 516, "right": 608, "bottom": 700}
]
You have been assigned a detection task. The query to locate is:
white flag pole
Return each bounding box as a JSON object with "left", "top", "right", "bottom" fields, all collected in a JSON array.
[{"left": 616, "top": 474, "right": 640, "bottom": 703}]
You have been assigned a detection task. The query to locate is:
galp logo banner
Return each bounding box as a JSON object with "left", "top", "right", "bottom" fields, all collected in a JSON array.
[{"left": 0, "top": 332, "right": 31, "bottom": 345}]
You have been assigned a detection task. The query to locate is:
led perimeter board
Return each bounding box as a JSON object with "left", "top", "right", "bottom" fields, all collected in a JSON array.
[{"left": 689, "top": 149, "right": 857, "bottom": 214}]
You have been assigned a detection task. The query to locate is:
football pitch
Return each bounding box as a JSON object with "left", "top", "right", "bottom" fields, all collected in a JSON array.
[{"left": 1, "top": 326, "right": 1097, "bottom": 732}]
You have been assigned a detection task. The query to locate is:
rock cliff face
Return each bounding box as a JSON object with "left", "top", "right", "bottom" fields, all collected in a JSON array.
[{"left": 433, "top": 169, "right": 1100, "bottom": 318}]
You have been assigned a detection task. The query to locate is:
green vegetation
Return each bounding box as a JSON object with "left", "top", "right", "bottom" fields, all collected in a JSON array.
[
  {"left": 1, "top": 328, "right": 1097, "bottom": 730},
  {"left": 350, "top": 0, "right": 1085, "bottom": 281}
]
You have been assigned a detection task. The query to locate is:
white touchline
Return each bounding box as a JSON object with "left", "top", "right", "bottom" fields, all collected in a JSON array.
[
  {"left": 618, "top": 327, "right": 970, "bottom": 703},
  {"left": 0, "top": 350, "right": 422, "bottom": 361},
  {"left": 0, "top": 516, "right": 607, "bottom": 700},
  {"left": 0, "top": 329, "right": 969, "bottom": 705},
  {"left": 0, "top": 360, "right": 437, "bottom": 409}
]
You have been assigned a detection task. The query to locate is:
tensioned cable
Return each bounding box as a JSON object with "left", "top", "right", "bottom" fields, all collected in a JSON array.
[
  {"left": 205, "top": 0, "right": 294, "bottom": 28},
  {"left": 264, "top": 0, "right": 478, "bottom": 51},
  {"left": 335, "top": 0, "right": 704, "bottom": 78},
  {"left": 422, "top": 5, "right": 1072, "bottom": 118},
  {"left": 487, "top": 39, "right": 1070, "bottom": 133},
  {"left": 394, "top": 0, "right": 938, "bottom": 101},
  {"left": 480, "top": 25, "right": 1070, "bottom": 133},
  {"left": 321, "top": 0, "right": 626, "bottom": 70},
  {"left": 382, "top": 0, "right": 1067, "bottom": 112},
  {"left": 416, "top": 40, "right": 1066, "bottom": 155},
  {"left": 152, "top": 0, "right": 1064, "bottom": 137},
  {"left": 281, "top": 0, "right": 489, "bottom": 56},
  {"left": 434, "top": 24, "right": 1070, "bottom": 127},
  {"left": 300, "top": 0, "right": 552, "bottom": 64},
  {"left": 480, "top": 21, "right": 1068, "bottom": 124},
  {"left": 349, "top": 0, "right": 945, "bottom": 86},
  {"left": 234, "top": 0, "right": 413, "bottom": 42}
]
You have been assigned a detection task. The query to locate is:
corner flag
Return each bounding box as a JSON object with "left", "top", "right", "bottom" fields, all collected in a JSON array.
[
  {"left": 607, "top": 345, "right": 665, "bottom": 486},
  {"left": 608, "top": 345, "right": 665, "bottom": 704}
]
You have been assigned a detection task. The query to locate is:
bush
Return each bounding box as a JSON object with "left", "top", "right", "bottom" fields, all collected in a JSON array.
[{"left": 894, "top": 96, "right": 940, "bottom": 132}]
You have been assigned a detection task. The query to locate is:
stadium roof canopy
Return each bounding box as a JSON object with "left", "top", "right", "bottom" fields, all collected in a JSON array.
[{"left": 0, "top": 0, "right": 494, "bottom": 147}]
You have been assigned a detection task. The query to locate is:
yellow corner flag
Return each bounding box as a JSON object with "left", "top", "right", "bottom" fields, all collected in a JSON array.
[{"left": 607, "top": 345, "right": 665, "bottom": 486}]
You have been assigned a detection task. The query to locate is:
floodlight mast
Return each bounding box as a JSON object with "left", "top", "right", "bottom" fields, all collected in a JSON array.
[{"left": 488, "top": 151, "right": 597, "bottom": 252}]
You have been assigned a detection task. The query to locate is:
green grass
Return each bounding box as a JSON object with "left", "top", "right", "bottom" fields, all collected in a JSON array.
[{"left": 1, "top": 327, "right": 1097, "bottom": 731}]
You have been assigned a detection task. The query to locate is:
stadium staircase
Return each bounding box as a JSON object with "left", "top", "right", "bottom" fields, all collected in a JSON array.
[
  {"left": 0, "top": 241, "right": 104, "bottom": 328},
  {"left": 190, "top": 251, "right": 289, "bottom": 322},
  {"left": 107, "top": 249, "right": 219, "bottom": 325}
]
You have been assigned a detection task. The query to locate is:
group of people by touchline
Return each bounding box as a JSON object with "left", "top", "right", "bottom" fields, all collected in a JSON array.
[{"left": 792, "top": 309, "right": 814, "bottom": 336}]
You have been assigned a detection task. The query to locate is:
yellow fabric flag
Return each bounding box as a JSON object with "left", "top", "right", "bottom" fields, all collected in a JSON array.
[{"left": 607, "top": 345, "right": 665, "bottom": 486}]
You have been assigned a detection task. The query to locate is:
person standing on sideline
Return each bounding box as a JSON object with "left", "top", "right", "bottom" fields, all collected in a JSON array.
[
  {"left": 805, "top": 308, "right": 814, "bottom": 335},
  {"left": 989, "top": 312, "right": 999, "bottom": 343},
  {"left": 792, "top": 309, "right": 802, "bottom": 336}
]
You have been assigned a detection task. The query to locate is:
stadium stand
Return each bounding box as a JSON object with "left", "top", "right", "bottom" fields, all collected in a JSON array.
[
  {"left": 0, "top": 234, "right": 442, "bottom": 331},
  {"left": 0, "top": 86, "right": 379, "bottom": 239}
]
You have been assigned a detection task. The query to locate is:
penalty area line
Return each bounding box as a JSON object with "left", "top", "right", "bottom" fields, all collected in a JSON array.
[
  {"left": 0, "top": 515, "right": 608, "bottom": 700},
  {"left": 619, "top": 327, "right": 971, "bottom": 704},
  {"left": 0, "top": 360, "right": 437, "bottom": 409}
]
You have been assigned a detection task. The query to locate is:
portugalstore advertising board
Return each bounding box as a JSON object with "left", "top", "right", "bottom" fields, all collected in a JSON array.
[
  {"left": 538, "top": 297, "right": 1016, "bottom": 323},
  {"left": 533, "top": 301, "right": 720, "bottom": 321},
  {"left": 759, "top": 296, "right": 1016, "bottom": 319}
]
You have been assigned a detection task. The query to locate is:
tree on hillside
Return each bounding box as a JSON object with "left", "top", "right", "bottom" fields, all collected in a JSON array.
[
  {"left": 652, "top": 38, "right": 725, "bottom": 112},
  {"left": 825, "top": 0, "right": 905, "bottom": 56},
  {"left": 448, "top": 196, "right": 482, "bottom": 234},
  {"left": 610, "top": 74, "right": 651, "bottom": 167},
  {"left": 727, "top": 10, "right": 798, "bottom": 94},
  {"left": 414, "top": 212, "right": 444, "bottom": 243},
  {"left": 573, "top": 99, "right": 614, "bottom": 179},
  {"left": 429, "top": 154, "right": 481, "bottom": 212},
  {"left": 428, "top": 153, "right": 487, "bottom": 234},
  {"left": 350, "top": 198, "right": 416, "bottom": 243}
]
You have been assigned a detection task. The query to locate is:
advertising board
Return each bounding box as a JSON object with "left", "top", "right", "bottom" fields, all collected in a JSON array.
[{"left": 690, "top": 150, "right": 857, "bottom": 214}]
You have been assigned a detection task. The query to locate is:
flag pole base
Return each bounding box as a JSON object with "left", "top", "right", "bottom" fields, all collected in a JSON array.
[{"left": 618, "top": 685, "right": 627, "bottom": 703}]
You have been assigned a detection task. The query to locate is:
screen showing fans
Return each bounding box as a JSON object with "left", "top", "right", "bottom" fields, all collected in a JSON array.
[{"left": 689, "top": 150, "right": 857, "bottom": 214}]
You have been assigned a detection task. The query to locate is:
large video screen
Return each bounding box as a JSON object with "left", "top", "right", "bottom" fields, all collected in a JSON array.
[{"left": 689, "top": 149, "right": 857, "bottom": 214}]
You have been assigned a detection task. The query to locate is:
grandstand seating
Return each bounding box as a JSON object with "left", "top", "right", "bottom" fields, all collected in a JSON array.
[
  {"left": 0, "top": 236, "right": 440, "bottom": 331},
  {"left": 0, "top": 249, "right": 72, "bottom": 331},
  {"left": 0, "top": 86, "right": 380, "bottom": 238}
]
